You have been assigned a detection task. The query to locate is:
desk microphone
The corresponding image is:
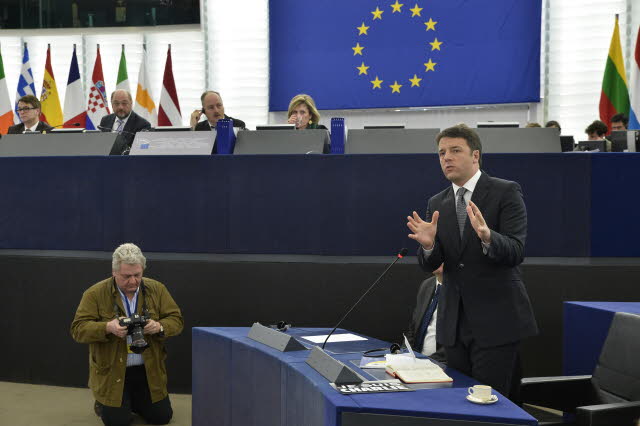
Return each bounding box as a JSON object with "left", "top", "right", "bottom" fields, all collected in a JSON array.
[
  {"left": 43, "top": 122, "right": 81, "bottom": 133},
  {"left": 321, "top": 248, "right": 408, "bottom": 349}
]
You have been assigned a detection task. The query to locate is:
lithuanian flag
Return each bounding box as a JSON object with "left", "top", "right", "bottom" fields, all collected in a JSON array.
[
  {"left": 0, "top": 46, "right": 13, "bottom": 134},
  {"left": 599, "top": 16, "right": 630, "bottom": 133}
]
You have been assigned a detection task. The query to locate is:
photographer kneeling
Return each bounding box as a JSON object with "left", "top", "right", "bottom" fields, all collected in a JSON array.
[{"left": 71, "top": 243, "right": 183, "bottom": 426}]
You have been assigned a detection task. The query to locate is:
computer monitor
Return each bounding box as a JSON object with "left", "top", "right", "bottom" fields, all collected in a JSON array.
[
  {"left": 152, "top": 126, "right": 192, "bottom": 132},
  {"left": 477, "top": 122, "right": 520, "bottom": 128},
  {"left": 576, "top": 140, "right": 606, "bottom": 152},
  {"left": 609, "top": 131, "right": 628, "bottom": 152},
  {"left": 50, "top": 128, "right": 86, "bottom": 133},
  {"left": 255, "top": 124, "right": 296, "bottom": 130},
  {"left": 363, "top": 124, "right": 405, "bottom": 129},
  {"left": 560, "top": 135, "right": 575, "bottom": 152}
]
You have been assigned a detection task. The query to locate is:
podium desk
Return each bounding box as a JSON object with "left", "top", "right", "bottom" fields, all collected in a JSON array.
[
  {"left": 192, "top": 327, "right": 537, "bottom": 426},
  {"left": 563, "top": 302, "right": 640, "bottom": 375}
]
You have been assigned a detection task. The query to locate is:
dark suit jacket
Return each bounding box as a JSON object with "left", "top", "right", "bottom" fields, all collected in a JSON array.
[
  {"left": 419, "top": 172, "right": 538, "bottom": 348},
  {"left": 7, "top": 121, "right": 54, "bottom": 134},
  {"left": 194, "top": 114, "right": 246, "bottom": 131},
  {"left": 406, "top": 275, "right": 447, "bottom": 363},
  {"left": 99, "top": 111, "right": 151, "bottom": 155}
]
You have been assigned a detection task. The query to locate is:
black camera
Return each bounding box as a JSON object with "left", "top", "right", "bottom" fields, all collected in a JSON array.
[{"left": 119, "top": 313, "right": 149, "bottom": 354}]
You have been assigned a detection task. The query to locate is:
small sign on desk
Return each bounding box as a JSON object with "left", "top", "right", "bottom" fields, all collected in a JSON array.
[{"left": 331, "top": 380, "right": 414, "bottom": 394}]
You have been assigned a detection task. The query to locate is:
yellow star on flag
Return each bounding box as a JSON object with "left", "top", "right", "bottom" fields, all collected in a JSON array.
[
  {"left": 424, "top": 58, "right": 437, "bottom": 71},
  {"left": 409, "top": 74, "right": 422, "bottom": 87},
  {"left": 371, "top": 76, "right": 383, "bottom": 89},
  {"left": 371, "top": 7, "right": 383, "bottom": 20},
  {"left": 390, "top": 0, "right": 404, "bottom": 13},
  {"left": 424, "top": 18, "right": 437, "bottom": 31},
  {"left": 390, "top": 81, "right": 402, "bottom": 93},
  {"left": 352, "top": 42, "right": 365, "bottom": 56},
  {"left": 357, "top": 22, "right": 370, "bottom": 35},
  {"left": 357, "top": 62, "right": 370, "bottom": 75},
  {"left": 409, "top": 4, "right": 423, "bottom": 17},
  {"left": 430, "top": 38, "right": 443, "bottom": 51}
]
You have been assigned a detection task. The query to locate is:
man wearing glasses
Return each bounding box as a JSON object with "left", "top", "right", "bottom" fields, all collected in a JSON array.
[
  {"left": 8, "top": 95, "right": 54, "bottom": 134},
  {"left": 99, "top": 89, "right": 151, "bottom": 155}
]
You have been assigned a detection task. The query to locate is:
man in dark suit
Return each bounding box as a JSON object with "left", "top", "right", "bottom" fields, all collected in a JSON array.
[
  {"left": 8, "top": 95, "right": 54, "bottom": 134},
  {"left": 406, "top": 263, "right": 446, "bottom": 364},
  {"left": 406, "top": 124, "right": 537, "bottom": 399},
  {"left": 99, "top": 90, "right": 151, "bottom": 155},
  {"left": 190, "top": 91, "right": 245, "bottom": 154}
]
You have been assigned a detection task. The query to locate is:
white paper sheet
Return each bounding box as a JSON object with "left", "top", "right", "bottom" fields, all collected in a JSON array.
[{"left": 301, "top": 333, "right": 367, "bottom": 343}]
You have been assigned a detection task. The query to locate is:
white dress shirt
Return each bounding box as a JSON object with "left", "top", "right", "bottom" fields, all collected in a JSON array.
[{"left": 420, "top": 280, "right": 442, "bottom": 356}]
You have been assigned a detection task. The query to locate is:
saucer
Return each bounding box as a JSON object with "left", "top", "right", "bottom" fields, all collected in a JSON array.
[{"left": 466, "top": 394, "right": 498, "bottom": 404}]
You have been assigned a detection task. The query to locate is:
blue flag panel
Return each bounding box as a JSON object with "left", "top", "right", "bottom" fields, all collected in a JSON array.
[{"left": 269, "top": 0, "right": 541, "bottom": 111}]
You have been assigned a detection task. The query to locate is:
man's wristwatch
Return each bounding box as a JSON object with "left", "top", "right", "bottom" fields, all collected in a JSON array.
[{"left": 158, "top": 324, "right": 165, "bottom": 336}]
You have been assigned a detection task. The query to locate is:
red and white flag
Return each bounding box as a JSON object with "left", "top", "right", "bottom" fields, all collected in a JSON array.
[
  {"left": 157, "top": 45, "right": 182, "bottom": 126},
  {"left": 85, "top": 46, "right": 110, "bottom": 130}
]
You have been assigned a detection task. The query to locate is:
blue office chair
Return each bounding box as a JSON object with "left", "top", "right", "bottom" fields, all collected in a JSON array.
[{"left": 520, "top": 312, "right": 640, "bottom": 425}]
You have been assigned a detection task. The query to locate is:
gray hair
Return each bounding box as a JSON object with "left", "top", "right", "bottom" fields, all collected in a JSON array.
[{"left": 112, "top": 243, "right": 147, "bottom": 271}]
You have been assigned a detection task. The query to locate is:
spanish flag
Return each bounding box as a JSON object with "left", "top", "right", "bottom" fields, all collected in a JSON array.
[
  {"left": 39, "top": 44, "right": 63, "bottom": 128},
  {"left": 599, "top": 15, "right": 630, "bottom": 133},
  {"left": 0, "top": 45, "right": 12, "bottom": 134}
]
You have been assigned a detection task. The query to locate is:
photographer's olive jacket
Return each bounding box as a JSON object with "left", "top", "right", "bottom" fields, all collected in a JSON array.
[{"left": 71, "top": 277, "right": 183, "bottom": 407}]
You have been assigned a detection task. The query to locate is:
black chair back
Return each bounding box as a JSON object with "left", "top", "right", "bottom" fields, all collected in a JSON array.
[{"left": 591, "top": 312, "right": 640, "bottom": 404}]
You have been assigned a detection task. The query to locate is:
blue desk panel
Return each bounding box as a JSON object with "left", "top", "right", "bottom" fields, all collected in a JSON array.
[
  {"left": 192, "top": 327, "right": 537, "bottom": 426},
  {"left": 0, "top": 153, "right": 604, "bottom": 256},
  {"left": 563, "top": 302, "right": 640, "bottom": 375}
]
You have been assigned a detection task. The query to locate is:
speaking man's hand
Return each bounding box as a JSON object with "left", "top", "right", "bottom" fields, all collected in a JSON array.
[{"left": 407, "top": 210, "right": 439, "bottom": 250}]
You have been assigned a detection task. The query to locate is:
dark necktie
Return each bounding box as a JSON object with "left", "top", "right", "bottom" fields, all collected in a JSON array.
[
  {"left": 415, "top": 284, "right": 441, "bottom": 353},
  {"left": 456, "top": 187, "right": 468, "bottom": 238}
]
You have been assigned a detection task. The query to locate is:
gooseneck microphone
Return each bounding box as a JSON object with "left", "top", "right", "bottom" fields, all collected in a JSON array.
[{"left": 321, "top": 248, "right": 408, "bottom": 349}]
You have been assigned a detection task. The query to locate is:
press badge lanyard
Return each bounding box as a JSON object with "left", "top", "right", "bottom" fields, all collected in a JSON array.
[{"left": 118, "top": 287, "right": 139, "bottom": 317}]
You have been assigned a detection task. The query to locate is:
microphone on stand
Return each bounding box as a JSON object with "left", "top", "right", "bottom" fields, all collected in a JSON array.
[{"left": 321, "top": 248, "right": 408, "bottom": 349}]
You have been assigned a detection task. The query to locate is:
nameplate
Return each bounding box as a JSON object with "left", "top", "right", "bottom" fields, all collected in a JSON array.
[{"left": 331, "top": 380, "right": 413, "bottom": 394}]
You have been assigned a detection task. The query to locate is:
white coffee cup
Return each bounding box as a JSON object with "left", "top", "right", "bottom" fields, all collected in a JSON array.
[{"left": 468, "top": 385, "right": 493, "bottom": 401}]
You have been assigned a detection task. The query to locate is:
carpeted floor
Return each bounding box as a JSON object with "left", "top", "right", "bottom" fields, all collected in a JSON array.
[{"left": 0, "top": 381, "right": 191, "bottom": 426}]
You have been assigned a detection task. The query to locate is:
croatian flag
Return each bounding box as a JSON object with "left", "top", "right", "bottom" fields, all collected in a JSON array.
[
  {"left": 14, "top": 43, "right": 36, "bottom": 124},
  {"left": 85, "top": 46, "right": 110, "bottom": 130}
]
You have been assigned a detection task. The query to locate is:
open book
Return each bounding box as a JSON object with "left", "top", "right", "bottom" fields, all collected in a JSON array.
[{"left": 384, "top": 335, "right": 453, "bottom": 384}]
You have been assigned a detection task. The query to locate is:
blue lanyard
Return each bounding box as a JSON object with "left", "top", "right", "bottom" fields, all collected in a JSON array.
[{"left": 119, "top": 288, "right": 139, "bottom": 317}]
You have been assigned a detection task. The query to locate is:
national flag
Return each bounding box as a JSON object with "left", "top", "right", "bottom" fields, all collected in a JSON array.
[
  {"left": 86, "top": 46, "right": 110, "bottom": 130},
  {"left": 134, "top": 46, "right": 157, "bottom": 126},
  {"left": 0, "top": 45, "right": 13, "bottom": 134},
  {"left": 14, "top": 43, "right": 36, "bottom": 124},
  {"left": 158, "top": 45, "right": 182, "bottom": 126},
  {"left": 269, "top": 0, "right": 541, "bottom": 110},
  {"left": 629, "top": 26, "right": 640, "bottom": 130},
  {"left": 599, "top": 15, "right": 630, "bottom": 132},
  {"left": 115, "top": 44, "right": 131, "bottom": 93},
  {"left": 63, "top": 45, "right": 86, "bottom": 128},
  {"left": 39, "top": 45, "right": 63, "bottom": 128}
]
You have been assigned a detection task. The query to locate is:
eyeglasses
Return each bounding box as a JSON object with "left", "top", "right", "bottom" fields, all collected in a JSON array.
[{"left": 16, "top": 107, "right": 36, "bottom": 112}]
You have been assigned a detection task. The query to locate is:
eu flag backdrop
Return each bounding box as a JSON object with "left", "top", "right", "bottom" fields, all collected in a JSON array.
[{"left": 269, "top": 0, "right": 541, "bottom": 111}]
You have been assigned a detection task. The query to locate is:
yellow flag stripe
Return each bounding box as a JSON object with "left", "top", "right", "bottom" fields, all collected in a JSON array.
[{"left": 608, "top": 19, "right": 628, "bottom": 84}]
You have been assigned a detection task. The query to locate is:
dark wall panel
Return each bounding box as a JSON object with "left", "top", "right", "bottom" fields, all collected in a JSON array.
[{"left": 2, "top": 252, "right": 639, "bottom": 394}]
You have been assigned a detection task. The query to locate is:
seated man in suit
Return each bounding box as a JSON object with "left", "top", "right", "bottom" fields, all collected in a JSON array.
[
  {"left": 190, "top": 91, "right": 246, "bottom": 154},
  {"left": 406, "top": 263, "right": 446, "bottom": 363},
  {"left": 99, "top": 89, "right": 151, "bottom": 155},
  {"left": 8, "top": 95, "right": 54, "bottom": 134}
]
